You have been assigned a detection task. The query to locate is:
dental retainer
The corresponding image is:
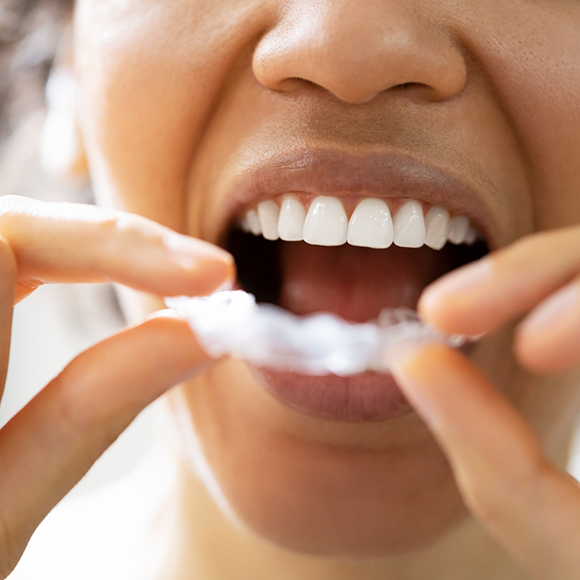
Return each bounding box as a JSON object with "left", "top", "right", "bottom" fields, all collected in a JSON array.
[{"left": 166, "top": 291, "right": 469, "bottom": 376}]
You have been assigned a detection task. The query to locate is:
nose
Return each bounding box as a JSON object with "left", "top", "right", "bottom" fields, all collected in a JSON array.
[{"left": 253, "top": 0, "right": 467, "bottom": 104}]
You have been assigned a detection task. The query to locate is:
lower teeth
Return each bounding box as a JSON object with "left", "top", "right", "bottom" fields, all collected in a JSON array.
[{"left": 166, "top": 291, "right": 471, "bottom": 376}]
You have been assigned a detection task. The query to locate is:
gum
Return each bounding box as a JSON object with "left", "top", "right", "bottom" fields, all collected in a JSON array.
[{"left": 166, "top": 291, "right": 467, "bottom": 376}]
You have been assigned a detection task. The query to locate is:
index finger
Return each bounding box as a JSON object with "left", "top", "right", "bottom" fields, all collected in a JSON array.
[
  {"left": 419, "top": 228, "right": 580, "bottom": 336},
  {"left": 0, "top": 196, "right": 234, "bottom": 299}
]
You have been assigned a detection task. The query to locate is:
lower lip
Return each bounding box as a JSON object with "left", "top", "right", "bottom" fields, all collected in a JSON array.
[{"left": 250, "top": 366, "right": 412, "bottom": 422}]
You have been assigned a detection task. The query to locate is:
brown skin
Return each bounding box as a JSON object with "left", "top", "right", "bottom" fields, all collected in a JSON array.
[{"left": 0, "top": 0, "right": 572, "bottom": 578}]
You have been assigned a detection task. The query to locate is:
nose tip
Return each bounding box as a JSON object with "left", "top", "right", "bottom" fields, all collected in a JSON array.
[{"left": 253, "top": 2, "right": 467, "bottom": 104}]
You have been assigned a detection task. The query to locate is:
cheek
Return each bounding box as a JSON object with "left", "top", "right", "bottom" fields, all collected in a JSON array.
[
  {"left": 169, "top": 360, "right": 467, "bottom": 557},
  {"left": 454, "top": 1, "right": 580, "bottom": 230},
  {"left": 74, "top": 0, "right": 269, "bottom": 229}
]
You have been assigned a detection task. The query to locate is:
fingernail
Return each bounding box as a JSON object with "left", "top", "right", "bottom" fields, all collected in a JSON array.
[
  {"left": 164, "top": 233, "right": 233, "bottom": 270},
  {"left": 214, "top": 279, "right": 234, "bottom": 292},
  {"left": 384, "top": 338, "right": 432, "bottom": 371},
  {"left": 148, "top": 308, "right": 181, "bottom": 320},
  {"left": 522, "top": 282, "right": 580, "bottom": 334}
]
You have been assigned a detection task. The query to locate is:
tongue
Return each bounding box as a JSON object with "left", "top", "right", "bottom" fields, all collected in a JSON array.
[{"left": 278, "top": 242, "right": 451, "bottom": 323}]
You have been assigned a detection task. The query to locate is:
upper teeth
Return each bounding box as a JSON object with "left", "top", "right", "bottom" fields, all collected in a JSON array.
[{"left": 240, "top": 195, "right": 478, "bottom": 249}]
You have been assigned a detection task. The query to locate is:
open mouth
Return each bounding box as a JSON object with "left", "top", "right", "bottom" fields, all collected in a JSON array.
[
  {"left": 214, "top": 151, "right": 491, "bottom": 422},
  {"left": 225, "top": 195, "right": 488, "bottom": 322}
]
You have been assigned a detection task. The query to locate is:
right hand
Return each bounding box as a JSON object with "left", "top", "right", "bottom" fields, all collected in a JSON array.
[{"left": 0, "top": 195, "right": 234, "bottom": 578}]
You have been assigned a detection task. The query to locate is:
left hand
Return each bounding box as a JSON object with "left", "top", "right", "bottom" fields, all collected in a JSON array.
[{"left": 389, "top": 227, "right": 580, "bottom": 580}]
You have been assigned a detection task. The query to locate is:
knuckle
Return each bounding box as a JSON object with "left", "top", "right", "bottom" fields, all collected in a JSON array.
[
  {"left": 100, "top": 211, "right": 164, "bottom": 249},
  {"left": 463, "top": 484, "right": 505, "bottom": 529},
  {"left": 51, "top": 354, "right": 120, "bottom": 442},
  {"left": 49, "top": 366, "right": 93, "bottom": 438},
  {"left": 118, "top": 212, "right": 164, "bottom": 241},
  {"left": 50, "top": 365, "right": 123, "bottom": 464},
  {"left": 111, "top": 214, "right": 140, "bottom": 242},
  {"left": 95, "top": 213, "right": 123, "bottom": 252}
]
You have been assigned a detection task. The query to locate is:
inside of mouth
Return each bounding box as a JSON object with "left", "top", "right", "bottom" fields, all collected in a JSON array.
[{"left": 224, "top": 228, "right": 488, "bottom": 323}]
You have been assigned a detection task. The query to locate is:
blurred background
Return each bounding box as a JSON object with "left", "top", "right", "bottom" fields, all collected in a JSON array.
[{"left": 3, "top": 283, "right": 161, "bottom": 498}]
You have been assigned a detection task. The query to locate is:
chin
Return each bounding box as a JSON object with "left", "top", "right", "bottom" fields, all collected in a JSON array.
[
  {"left": 171, "top": 357, "right": 470, "bottom": 559},
  {"left": 217, "top": 452, "right": 470, "bottom": 559}
]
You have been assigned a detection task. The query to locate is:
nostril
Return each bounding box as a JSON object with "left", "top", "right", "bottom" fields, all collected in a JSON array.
[
  {"left": 393, "top": 82, "right": 422, "bottom": 90},
  {"left": 252, "top": 2, "right": 467, "bottom": 104},
  {"left": 389, "top": 81, "right": 444, "bottom": 102},
  {"left": 282, "top": 77, "right": 323, "bottom": 93}
]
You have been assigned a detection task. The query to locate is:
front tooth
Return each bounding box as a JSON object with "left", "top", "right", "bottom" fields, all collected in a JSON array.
[
  {"left": 246, "top": 209, "right": 262, "bottom": 235},
  {"left": 424, "top": 206, "right": 450, "bottom": 250},
  {"left": 347, "top": 198, "right": 393, "bottom": 248},
  {"left": 394, "top": 200, "right": 426, "bottom": 248},
  {"left": 278, "top": 195, "right": 306, "bottom": 241},
  {"left": 258, "top": 200, "right": 280, "bottom": 240},
  {"left": 303, "top": 196, "right": 348, "bottom": 246},
  {"left": 448, "top": 215, "right": 470, "bottom": 244}
]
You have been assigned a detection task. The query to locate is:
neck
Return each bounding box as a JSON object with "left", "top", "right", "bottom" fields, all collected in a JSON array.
[{"left": 156, "top": 453, "right": 530, "bottom": 580}]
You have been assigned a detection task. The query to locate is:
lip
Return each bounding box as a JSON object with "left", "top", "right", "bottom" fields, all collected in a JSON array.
[
  {"left": 219, "top": 148, "right": 500, "bottom": 249},
  {"left": 251, "top": 367, "right": 412, "bottom": 423},
  {"left": 217, "top": 148, "right": 492, "bottom": 423}
]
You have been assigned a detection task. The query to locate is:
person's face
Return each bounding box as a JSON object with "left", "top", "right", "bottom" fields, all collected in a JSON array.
[{"left": 74, "top": 0, "right": 580, "bottom": 557}]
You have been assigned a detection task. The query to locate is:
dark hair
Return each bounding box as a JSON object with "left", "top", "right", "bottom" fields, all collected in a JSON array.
[{"left": 0, "top": 0, "right": 73, "bottom": 145}]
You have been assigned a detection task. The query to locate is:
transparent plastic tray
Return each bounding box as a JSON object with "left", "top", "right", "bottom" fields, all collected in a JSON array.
[{"left": 166, "top": 291, "right": 467, "bottom": 376}]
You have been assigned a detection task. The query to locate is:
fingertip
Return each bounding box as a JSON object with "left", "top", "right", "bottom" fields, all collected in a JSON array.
[
  {"left": 388, "top": 341, "right": 453, "bottom": 428},
  {"left": 164, "top": 232, "right": 236, "bottom": 296},
  {"left": 164, "top": 233, "right": 236, "bottom": 296},
  {"left": 389, "top": 341, "right": 485, "bottom": 403},
  {"left": 141, "top": 308, "right": 222, "bottom": 371},
  {"left": 191, "top": 253, "right": 236, "bottom": 296},
  {"left": 418, "top": 277, "right": 478, "bottom": 336},
  {"left": 387, "top": 339, "right": 438, "bottom": 377},
  {"left": 419, "top": 259, "right": 495, "bottom": 336},
  {"left": 164, "top": 233, "right": 233, "bottom": 268},
  {"left": 142, "top": 307, "right": 197, "bottom": 341},
  {"left": 417, "top": 286, "right": 451, "bottom": 331}
]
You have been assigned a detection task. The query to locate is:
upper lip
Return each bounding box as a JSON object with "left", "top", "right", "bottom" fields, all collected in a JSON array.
[{"left": 219, "top": 149, "right": 499, "bottom": 248}]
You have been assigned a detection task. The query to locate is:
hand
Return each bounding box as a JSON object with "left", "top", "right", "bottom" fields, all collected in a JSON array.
[
  {"left": 390, "top": 228, "right": 580, "bottom": 580},
  {"left": 0, "top": 196, "right": 234, "bottom": 578}
]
